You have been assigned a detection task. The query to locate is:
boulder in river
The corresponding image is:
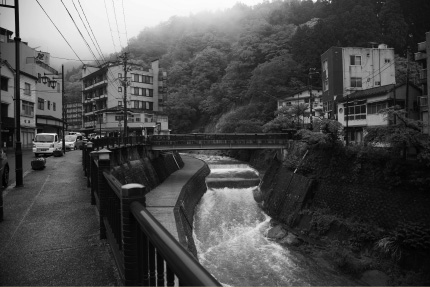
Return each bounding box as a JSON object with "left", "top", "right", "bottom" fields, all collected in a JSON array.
[{"left": 266, "top": 225, "right": 287, "bottom": 240}]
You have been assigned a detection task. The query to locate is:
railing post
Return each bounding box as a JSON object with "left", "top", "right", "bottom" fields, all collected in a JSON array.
[
  {"left": 121, "top": 183, "right": 146, "bottom": 286},
  {"left": 86, "top": 141, "right": 94, "bottom": 188},
  {"left": 96, "top": 148, "right": 112, "bottom": 240}
]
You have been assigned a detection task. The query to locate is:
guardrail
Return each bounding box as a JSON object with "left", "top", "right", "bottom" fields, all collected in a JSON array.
[{"left": 85, "top": 147, "right": 221, "bottom": 286}]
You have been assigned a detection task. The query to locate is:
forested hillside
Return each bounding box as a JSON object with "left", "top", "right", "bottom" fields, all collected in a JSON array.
[{"left": 66, "top": 0, "right": 430, "bottom": 133}]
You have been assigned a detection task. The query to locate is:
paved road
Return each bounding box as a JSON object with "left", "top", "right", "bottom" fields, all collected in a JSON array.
[{"left": 5, "top": 149, "right": 76, "bottom": 187}]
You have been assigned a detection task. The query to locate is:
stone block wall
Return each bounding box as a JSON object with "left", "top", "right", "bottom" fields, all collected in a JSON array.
[
  {"left": 311, "top": 182, "right": 430, "bottom": 228},
  {"left": 175, "top": 163, "right": 211, "bottom": 257}
]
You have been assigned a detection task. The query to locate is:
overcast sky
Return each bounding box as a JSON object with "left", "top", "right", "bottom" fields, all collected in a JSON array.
[{"left": 1, "top": 0, "right": 264, "bottom": 67}]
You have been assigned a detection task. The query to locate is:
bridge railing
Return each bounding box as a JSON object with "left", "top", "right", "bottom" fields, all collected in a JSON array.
[
  {"left": 85, "top": 132, "right": 296, "bottom": 151},
  {"left": 148, "top": 132, "right": 296, "bottom": 147},
  {"left": 88, "top": 149, "right": 221, "bottom": 286}
]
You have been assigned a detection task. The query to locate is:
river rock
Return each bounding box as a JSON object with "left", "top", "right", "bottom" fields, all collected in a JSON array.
[
  {"left": 266, "top": 225, "right": 287, "bottom": 240},
  {"left": 360, "top": 270, "right": 390, "bottom": 286},
  {"left": 279, "top": 233, "right": 301, "bottom": 246},
  {"left": 253, "top": 187, "right": 264, "bottom": 203}
]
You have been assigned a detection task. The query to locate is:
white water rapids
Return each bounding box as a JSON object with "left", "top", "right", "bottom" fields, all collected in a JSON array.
[{"left": 191, "top": 155, "right": 360, "bottom": 286}]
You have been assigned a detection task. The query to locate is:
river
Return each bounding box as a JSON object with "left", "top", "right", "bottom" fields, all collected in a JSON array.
[{"left": 191, "top": 154, "right": 360, "bottom": 286}]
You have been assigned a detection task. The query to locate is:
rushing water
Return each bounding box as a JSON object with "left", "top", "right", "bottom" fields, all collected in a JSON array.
[{"left": 192, "top": 155, "right": 360, "bottom": 286}]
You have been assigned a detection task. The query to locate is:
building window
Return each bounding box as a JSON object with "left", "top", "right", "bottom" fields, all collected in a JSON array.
[
  {"left": 48, "top": 101, "right": 51, "bottom": 110},
  {"left": 148, "top": 89, "right": 153, "bottom": 97},
  {"left": 1, "top": 76, "right": 8, "bottom": 91},
  {"left": 118, "top": 86, "right": 122, "bottom": 92},
  {"left": 385, "top": 59, "right": 391, "bottom": 63},
  {"left": 118, "top": 101, "right": 123, "bottom": 106},
  {"left": 375, "top": 81, "right": 381, "bottom": 86},
  {"left": 115, "top": 115, "right": 124, "bottom": 121},
  {"left": 345, "top": 100, "right": 366, "bottom": 121},
  {"left": 367, "top": 101, "right": 387, "bottom": 114},
  {"left": 323, "top": 79, "right": 329, "bottom": 91},
  {"left": 53, "top": 102, "right": 56, "bottom": 111},
  {"left": 24, "top": 82, "right": 31, "bottom": 95},
  {"left": 22, "top": 100, "right": 34, "bottom": 117},
  {"left": 350, "top": 77, "right": 362, "bottom": 88},
  {"left": 38, "top": 98, "right": 45, "bottom": 110},
  {"left": 350, "top": 55, "right": 362, "bottom": 66}
]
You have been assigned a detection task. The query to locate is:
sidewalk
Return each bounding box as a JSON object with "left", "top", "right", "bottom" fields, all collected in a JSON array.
[{"left": 0, "top": 151, "right": 121, "bottom": 286}]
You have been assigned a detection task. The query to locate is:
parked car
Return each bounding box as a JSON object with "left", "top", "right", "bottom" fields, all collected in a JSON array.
[
  {"left": 76, "top": 136, "right": 88, "bottom": 150},
  {"left": 33, "top": 133, "right": 61, "bottom": 157},
  {"left": 0, "top": 149, "right": 9, "bottom": 188},
  {"left": 62, "top": 135, "right": 78, "bottom": 150}
]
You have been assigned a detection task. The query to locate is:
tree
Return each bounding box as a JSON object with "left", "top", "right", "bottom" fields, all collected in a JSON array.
[
  {"left": 379, "top": 0, "right": 409, "bottom": 54},
  {"left": 364, "top": 108, "right": 430, "bottom": 163}
]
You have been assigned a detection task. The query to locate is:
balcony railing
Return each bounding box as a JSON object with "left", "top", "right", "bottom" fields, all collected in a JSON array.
[
  {"left": 419, "top": 69, "right": 428, "bottom": 81},
  {"left": 417, "top": 41, "right": 426, "bottom": 52},
  {"left": 415, "top": 52, "right": 427, "bottom": 61}
]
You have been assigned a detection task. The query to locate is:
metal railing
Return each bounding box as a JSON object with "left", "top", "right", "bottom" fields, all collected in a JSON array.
[
  {"left": 131, "top": 202, "right": 221, "bottom": 286},
  {"left": 84, "top": 147, "right": 220, "bottom": 286}
]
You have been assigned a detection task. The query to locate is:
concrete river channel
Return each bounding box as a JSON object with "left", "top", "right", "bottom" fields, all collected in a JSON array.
[{"left": 190, "top": 154, "right": 360, "bottom": 286}]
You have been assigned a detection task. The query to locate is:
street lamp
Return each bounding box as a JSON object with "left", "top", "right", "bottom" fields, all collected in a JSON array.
[{"left": 43, "top": 64, "right": 66, "bottom": 153}]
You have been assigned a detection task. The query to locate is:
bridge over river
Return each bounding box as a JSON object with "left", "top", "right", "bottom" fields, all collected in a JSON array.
[
  {"left": 147, "top": 132, "right": 296, "bottom": 151},
  {"left": 90, "top": 132, "right": 297, "bottom": 151}
]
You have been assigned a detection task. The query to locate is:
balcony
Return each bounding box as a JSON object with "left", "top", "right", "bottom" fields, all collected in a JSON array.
[
  {"left": 414, "top": 52, "right": 427, "bottom": 61},
  {"left": 417, "top": 69, "right": 428, "bottom": 84},
  {"left": 417, "top": 41, "right": 427, "bottom": 52},
  {"left": 419, "top": 96, "right": 428, "bottom": 107}
]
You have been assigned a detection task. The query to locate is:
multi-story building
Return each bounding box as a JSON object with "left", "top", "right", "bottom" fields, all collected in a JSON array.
[
  {"left": 81, "top": 59, "right": 168, "bottom": 137},
  {"left": 336, "top": 83, "right": 422, "bottom": 143},
  {"left": 321, "top": 45, "right": 396, "bottom": 120},
  {"left": 0, "top": 27, "right": 63, "bottom": 140},
  {"left": 414, "top": 31, "right": 430, "bottom": 134},
  {"left": 277, "top": 87, "right": 323, "bottom": 127},
  {"left": 65, "top": 101, "right": 82, "bottom": 132},
  {"left": 0, "top": 60, "right": 38, "bottom": 149}
]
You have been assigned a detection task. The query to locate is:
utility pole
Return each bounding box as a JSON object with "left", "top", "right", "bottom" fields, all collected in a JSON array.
[
  {"left": 405, "top": 45, "right": 410, "bottom": 119},
  {"left": 119, "top": 52, "right": 129, "bottom": 139},
  {"left": 346, "top": 93, "right": 349, "bottom": 146},
  {"left": 0, "top": 0, "right": 24, "bottom": 187},
  {"left": 308, "top": 68, "right": 319, "bottom": 130}
]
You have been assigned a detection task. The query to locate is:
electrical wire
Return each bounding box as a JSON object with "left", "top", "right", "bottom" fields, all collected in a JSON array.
[
  {"left": 121, "top": 0, "right": 130, "bottom": 52},
  {"left": 34, "top": 0, "right": 85, "bottom": 66},
  {"left": 111, "top": 0, "right": 124, "bottom": 50},
  {"left": 71, "top": 0, "right": 106, "bottom": 63},
  {"left": 104, "top": 0, "right": 118, "bottom": 54},
  {"left": 60, "top": 0, "right": 101, "bottom": 66}
]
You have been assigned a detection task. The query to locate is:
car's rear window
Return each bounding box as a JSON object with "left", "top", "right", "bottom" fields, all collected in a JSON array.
[
  {"left": 65, "top": 135, "right": 77, "bottom": 142},
  {"left": 35, "top": 135, "right": 55, "bottom": 142}
]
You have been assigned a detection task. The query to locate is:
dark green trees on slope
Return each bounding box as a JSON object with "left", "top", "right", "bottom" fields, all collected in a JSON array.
[{"left": 66, "top": 0, "right": 430, "bottom": 133}]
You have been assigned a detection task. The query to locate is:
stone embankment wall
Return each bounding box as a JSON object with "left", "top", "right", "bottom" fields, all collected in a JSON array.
[
  {"left": 257, "top": 144, "right": 430, "bottom": 229},
  {"left": 110, "top": 148, "right": 184, "bottom": 192},
  {"left": 175, "top": 164, "right": 211, "bottom": 257},
  {"left": 109, "top": 147, "right": 208, "bottom": 256}
]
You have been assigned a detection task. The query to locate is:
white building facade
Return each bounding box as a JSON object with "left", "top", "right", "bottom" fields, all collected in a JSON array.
[{"left": 81, "top": 60, "right": 168, "bottom": 137}]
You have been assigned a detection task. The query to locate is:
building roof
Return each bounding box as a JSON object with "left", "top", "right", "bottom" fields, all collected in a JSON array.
[
  {"left": 279, "top": 87, "right": 322, "bottom": 101},
  {"left": 336, "top": 83, "right": 421, "bottom": 103}
]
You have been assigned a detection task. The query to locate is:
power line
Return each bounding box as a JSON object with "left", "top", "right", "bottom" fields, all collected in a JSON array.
[
  {"left": 34, "top": 0, "right": 85, "bottom": 65},
  {"left": 60, "top": 0, "right": 101, "bottom": 66},
  {"left": 71, "top": 0, "right": 106, "bottom": 63},
  {"left": 104, "top": 0, "right": 118, "bottom": 54},
  {"left": 121, "top": 0, "right": 130, "bottom": 52},
  {"left": 111, "top": 0, "right": 124, "bottom": 50}
]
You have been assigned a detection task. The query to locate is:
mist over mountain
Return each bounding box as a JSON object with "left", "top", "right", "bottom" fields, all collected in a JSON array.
[{"left": 65, "top": 0, "right": 430, "bottom": 133}]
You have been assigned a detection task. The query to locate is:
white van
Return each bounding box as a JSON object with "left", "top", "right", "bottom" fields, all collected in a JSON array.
[{"left": 33, "top": 133, "right": 61, "bottom": 157}]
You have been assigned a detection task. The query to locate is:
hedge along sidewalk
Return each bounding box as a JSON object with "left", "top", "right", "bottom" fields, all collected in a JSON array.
[{"left": 0, "top": 151, "right": 121, "bottom": 286}]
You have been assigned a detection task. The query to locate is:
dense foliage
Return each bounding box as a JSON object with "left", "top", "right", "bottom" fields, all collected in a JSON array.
[{"left": 66, "top": 0, "right": 430, "bottom": 133}]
